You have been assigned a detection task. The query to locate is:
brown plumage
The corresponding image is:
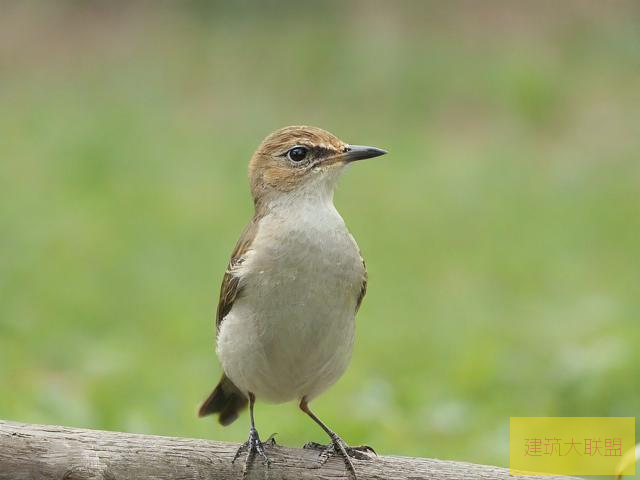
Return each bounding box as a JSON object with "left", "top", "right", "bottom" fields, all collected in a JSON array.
[{"left": 197, "top": 373, "right": 247, "bottom": 425}]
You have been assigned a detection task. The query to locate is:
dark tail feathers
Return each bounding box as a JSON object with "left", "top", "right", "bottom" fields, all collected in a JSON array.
[{"left": 198, "top": 374, "right": 248, "bottom": 426}]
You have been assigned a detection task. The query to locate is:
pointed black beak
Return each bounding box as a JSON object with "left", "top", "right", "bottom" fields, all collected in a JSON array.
[{"left": 343, "top": 144, "right": 387, "bottom": 162}]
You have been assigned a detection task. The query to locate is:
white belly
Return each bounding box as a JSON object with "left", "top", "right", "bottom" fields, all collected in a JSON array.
[{"left": 216, "top": 201, "right": 365, "bottom": 403}]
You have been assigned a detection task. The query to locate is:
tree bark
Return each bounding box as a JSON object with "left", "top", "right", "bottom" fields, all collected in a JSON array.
[{"left": 0, "top": 420, "right": 579, "bottom": 480}]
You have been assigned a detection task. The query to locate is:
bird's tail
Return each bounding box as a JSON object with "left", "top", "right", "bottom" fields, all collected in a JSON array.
[{"left": 198, "top": 374, "right": 248, "bottom": 426}]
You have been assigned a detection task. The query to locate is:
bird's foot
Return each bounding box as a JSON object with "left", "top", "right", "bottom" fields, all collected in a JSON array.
[
  {"left": 303, "top": 436, "right": 375, "bottom": 478},
  {"left": 304, "top": 440, "right": 376, "bottom": 461},
  {"left": 232, "top": 427, "right": 271, "bottom": 476}
]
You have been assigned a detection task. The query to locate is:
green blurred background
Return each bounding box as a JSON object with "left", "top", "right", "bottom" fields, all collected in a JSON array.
[{"left": 1, "top": 0, "right": 638, "bottom": 472}]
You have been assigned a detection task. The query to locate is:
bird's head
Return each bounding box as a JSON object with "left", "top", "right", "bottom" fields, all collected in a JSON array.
[{"left": 248, "top": 125, "right": 386, "bottom": 207}]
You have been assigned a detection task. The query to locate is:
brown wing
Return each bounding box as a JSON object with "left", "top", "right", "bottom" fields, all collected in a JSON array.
[
  {"left": 355, "top": 257, "right": 368, "bottom": 313},
  {"left": 216, "top": 217, "right": 260, "bottom": 335}
]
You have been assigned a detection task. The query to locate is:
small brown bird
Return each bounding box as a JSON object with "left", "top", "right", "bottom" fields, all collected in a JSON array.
[{"left": 199, "top": 126, "right": 386, "bottom": 478}]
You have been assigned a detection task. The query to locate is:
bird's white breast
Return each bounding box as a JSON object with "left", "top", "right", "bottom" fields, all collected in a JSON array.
[{"left": 216, "top": 192, "right": 365, "bottom": 403}]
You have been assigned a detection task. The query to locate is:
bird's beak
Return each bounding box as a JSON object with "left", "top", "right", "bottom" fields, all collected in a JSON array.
[{"left": 342, "top": 144, "right": 387, "bottom": 163}]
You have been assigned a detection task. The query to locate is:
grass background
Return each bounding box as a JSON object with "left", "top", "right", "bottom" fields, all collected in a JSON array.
[{"left": 1, "top": 1, "right": 638, "bottom": 472}]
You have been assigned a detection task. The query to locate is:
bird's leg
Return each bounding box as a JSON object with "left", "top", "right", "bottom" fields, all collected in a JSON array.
[
  {"left": 232, "top": 393, "right": 270, "bottom": 474},
  {"left": 299, "top": 398, "right": 375, "bottom": 479}
]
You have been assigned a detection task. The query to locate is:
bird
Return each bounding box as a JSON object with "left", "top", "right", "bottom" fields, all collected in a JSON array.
[{"left": 198, "top": 125, "right": 387, "bottom": 478}]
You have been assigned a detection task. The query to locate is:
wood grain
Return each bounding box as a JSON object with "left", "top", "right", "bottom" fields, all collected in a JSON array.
[{"left": 0, "top": 419, "right": 579, "bottom": 480}]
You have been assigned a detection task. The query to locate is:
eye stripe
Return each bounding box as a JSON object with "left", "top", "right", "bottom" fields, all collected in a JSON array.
[
  {"left": 280, "top": 145, "right": 339, "bottom": 161},
  {"left": 313, "top": 146, "right": 336, "bottom": 156}
]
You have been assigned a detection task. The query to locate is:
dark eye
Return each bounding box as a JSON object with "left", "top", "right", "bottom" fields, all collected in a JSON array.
[{"left": 287, "top": 146, "right": 308, "bottom": 163}]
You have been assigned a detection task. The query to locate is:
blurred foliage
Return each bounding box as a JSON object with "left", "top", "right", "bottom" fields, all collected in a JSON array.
[{"left": 0, "top": 0, "right": 638, "bottom": 472}]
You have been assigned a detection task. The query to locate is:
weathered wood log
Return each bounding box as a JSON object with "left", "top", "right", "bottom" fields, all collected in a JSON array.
[{"left": 0, "top": 419, "right": 579, "bottom": 479}]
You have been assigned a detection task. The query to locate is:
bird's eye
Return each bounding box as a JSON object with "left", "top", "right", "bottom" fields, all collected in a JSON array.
[{"left": 287, "top": 146, "right": 308, "bottom": 163}]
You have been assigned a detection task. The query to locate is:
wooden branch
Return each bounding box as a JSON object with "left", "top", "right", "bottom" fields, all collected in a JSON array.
[{"left": 0, "top": 419, "right": 579, "bottom": 480}]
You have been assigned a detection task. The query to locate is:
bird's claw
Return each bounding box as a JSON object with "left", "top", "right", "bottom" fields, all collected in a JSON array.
[
  {"left": 303, "top": 437, "right": 375, "bottom": 480},
  {"left": 345, "top": 444, "right": 377, "bottom": 459},
  {"left": 264, "top": 432, "right": 278, "bottom": 447},
  {"left": 232, "top": 427, "right": 271, "bottom": 474},
  {"left": 304, "top": 440, "right": 376, "bottom": 462}
]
